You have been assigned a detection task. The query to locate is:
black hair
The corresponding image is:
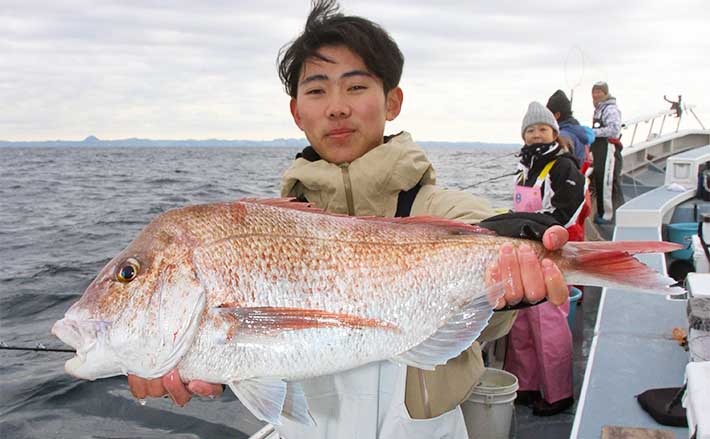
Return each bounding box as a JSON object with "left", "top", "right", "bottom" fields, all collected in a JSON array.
[{"left": 277, "top": 0, "right": 404, "bottom": 98}]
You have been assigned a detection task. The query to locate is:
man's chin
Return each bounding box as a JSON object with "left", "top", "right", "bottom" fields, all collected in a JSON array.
[
  {"left": 319, "top": 148, "right": 357, "bottom": 165},
  {"left": 317, "top": 141, "right": 378, "bottom": 164}
]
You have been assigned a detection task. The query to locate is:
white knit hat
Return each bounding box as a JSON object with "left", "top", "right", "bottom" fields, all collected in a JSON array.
[{"left": 521, "top": 101, "right": 559, "bottom": 139}]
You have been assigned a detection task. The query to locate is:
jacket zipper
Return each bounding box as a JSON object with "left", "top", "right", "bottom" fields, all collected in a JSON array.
[{"left": 339, "top": 163, "right": 355, "bottom": 216}]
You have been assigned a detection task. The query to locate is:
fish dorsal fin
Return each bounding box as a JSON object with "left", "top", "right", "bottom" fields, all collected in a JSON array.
[
  {"left": 282, "top": 382, "right": 315, "bottom": 426},
  {"left": 229, "top": 377, "right": 287, "bottom": 425},
  {"left": 240, "top": 197, "right": 496, "bottom": 236},
  {"left": 393, "top": 284, "right": 502, "bottom": 370}
]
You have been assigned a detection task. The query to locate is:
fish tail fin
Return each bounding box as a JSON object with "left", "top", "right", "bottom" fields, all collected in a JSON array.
[{"left": 561, "top": 241, "right": 685, "bottom": 295}]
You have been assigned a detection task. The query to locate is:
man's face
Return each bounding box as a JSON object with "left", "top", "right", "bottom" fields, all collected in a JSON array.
[
  {"left": 523, "top": 124, "right": 557, "bottom": 145},
  {"left": 290, "top": 45, "right": 403, "bottom": 164},
  {"left": 592, "top": 88, "right": 606, "bottom": 106}
]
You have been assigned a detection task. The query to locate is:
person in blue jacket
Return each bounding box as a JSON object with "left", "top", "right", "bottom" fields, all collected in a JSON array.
[{"left": 546, "top": 90, "right": 595, "bottom": 169}]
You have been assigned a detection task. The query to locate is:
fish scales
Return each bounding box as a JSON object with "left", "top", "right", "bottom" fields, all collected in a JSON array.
[
  {"left": 54, "top": 199, "right": 508, "bottom": 381},
  {"left": 180, "top": 204, "right": 501, "bottom": 381}
]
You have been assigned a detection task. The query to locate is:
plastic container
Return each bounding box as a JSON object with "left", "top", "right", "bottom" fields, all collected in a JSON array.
[
  {"left": 461, "top": 368, "right": 519, "bottom": 439},
  {"left": 568, "top": 287, "right": 583, "bottom": 329},
  {"left": 667, "top": 222, "right": 698, "bottom": 260}
]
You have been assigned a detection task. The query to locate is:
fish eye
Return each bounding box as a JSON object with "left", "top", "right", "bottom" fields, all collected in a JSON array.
[{"left": 116, "top": 258, "right": 141, "bottom": 283}]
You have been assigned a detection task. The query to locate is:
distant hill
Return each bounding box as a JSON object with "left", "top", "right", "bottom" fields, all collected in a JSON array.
[
  {"left": 0, "top": 136, "right": 310, "bottom": 148},
  {"left": 0, "top": 135, "right": 518, "bottom": 150}
]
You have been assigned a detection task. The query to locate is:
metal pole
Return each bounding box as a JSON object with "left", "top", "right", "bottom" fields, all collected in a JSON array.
[
  {"left": 689, "top": 108, "right": 706, "bottom": 129},
  {"left": 659, "top": 115, "right": 666, "bottom": 136},
  {"left": 647, "top": 119, "right": 656, "bottom": 141}
]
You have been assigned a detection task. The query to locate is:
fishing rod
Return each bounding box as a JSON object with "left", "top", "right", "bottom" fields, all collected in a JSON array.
[
  {"left": 473, "top": 170, "right": 518, "bottom": 185},
  {"left": 1, "top": 342, "right": 75, "bottom": 353},
  {"left": 493, "top": 150, "right": 518, "bottom": 159}
]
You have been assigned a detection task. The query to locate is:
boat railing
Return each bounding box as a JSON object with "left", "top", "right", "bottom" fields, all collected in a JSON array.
[{"left": 621, "top": 95, "right": 706, "bottom": 147}]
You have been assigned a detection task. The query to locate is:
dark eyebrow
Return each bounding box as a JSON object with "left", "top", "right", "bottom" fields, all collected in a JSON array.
[
  {"left": 341, "top": 70, "right": 374, "bottom": 80},
  {"left": 299, "top": 74, "right": 329, "bottom": 86},
  {"left": 299, "top": 70, "right": 374, "bottom": 86}
]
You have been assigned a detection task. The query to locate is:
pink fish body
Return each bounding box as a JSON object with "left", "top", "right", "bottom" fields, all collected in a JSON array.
[{"left": 52, "top": 199, "right": 683, "bottom": 425}]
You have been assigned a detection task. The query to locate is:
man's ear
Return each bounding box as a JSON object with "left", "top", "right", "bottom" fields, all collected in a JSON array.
[
  {"left": 554, "top": 111, "right": 561, "bottom": 120},
  {"left": 290, "top": 98, "right": 304, "bottom": 131},
  {"left": 385, "top": 87, "right": 403, "bottom": 121}
]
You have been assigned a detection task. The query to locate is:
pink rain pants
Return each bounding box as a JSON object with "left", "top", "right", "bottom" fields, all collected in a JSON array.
[
  {"left": 505, "top": 178, "right": 574, "bottom": 404},
  {"left": 504, "top": 300, "right": 573, "bottom": 403}
]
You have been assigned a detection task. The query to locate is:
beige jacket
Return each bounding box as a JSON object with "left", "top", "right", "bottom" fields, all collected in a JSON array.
[{"left": 281, "top": 131, "right": 516, "bottom": 418}]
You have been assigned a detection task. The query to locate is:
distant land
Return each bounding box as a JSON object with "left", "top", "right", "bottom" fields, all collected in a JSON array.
[{"left": 0, "top": 135, "right": 518, "bottom": 149}]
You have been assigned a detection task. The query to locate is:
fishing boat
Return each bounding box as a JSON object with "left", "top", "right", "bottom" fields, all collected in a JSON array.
[
  {"left": 4, "top": 98, "right": 705, "bottom": 439},
  {"left": 570, "top": 97, "right": 710, "bottom": 439}
]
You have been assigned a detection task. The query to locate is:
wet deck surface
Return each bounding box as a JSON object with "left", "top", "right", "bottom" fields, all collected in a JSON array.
[{"left": 513, "top": 285, "right": 601, "bottom": 439}]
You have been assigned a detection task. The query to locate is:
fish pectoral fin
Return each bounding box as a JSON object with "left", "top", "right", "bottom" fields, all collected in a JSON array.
[
  {"left": 228, "top": 378, "right": 315, "bottom": 426},
  {"left": 394, "top": 291, "right": 497, "bottom": 370},
  {"left": 282, "top": 382, "right": 316, "bottom": 426},
  {"left": 212, "top": 306, "right": 398, "bottom": 333},
  {"left": 229, "top": 377, "right": 287, "bottom": 425}
]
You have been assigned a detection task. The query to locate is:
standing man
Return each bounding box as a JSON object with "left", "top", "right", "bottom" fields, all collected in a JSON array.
[{"left": 590, "top": 81, "right": 623, "bottom": 224}]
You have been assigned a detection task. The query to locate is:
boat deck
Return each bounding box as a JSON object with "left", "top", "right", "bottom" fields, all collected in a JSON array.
[{"left": 570, "top": 146, "right": 710, "bottom": 438}]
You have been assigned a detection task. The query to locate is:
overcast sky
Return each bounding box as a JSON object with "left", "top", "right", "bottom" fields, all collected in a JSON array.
[{"left": 1, "top": 0, "right": 708, "bottom": 143}]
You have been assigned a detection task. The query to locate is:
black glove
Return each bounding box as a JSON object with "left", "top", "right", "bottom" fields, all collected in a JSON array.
[{"left": 479, "top": 211, "right": 561, "bottom": 241}]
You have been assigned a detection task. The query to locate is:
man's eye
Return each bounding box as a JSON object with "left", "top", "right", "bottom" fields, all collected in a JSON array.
[
  {"left": 349, "top": 85, "right": 367, "bottom": 91},
  {"left": 305, "top": 88, "right": 324, "bottom": 95}
]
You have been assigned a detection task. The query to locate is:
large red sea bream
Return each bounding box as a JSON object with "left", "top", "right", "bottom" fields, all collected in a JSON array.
[{"left": 52, "top": 198, "right": 683, "bottom": 425}]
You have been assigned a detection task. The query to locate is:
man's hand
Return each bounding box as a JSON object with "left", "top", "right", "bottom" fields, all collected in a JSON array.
[
  {"left": 128, "top": 369, "right": 223, "bottom": 406},
  {"left": 485, "top": 225, "right": 569, "bottom": 308}
]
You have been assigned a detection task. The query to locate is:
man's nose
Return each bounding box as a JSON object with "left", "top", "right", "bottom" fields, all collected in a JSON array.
[{"left": 327, "top": 94, "right": 351, "bottom": 119}]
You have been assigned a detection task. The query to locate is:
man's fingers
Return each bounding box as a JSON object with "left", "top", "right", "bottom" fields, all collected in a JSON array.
[
  {"left": 188, "top": 381, "right": 225, "bottom": 398},
  {"left": 542, "top": 259, "right": 568, "bottom": 305},
  {"left": 145, "top": 377, "right": 167, "bottom": 398},
  {"left": 127, "top": 374, "right": 147, "bottom": 399},
  {"left": 499, "top": 243, "right": 524, "bottom": 305},
  {"left": 518, "top": 244, "right": 546, "bottom": 303},
  {"left": 542, "top": 225, "right": 568, "bottom": 251},
  {"left": 163, "top": 369, "right": 192, "bottom": 406}
]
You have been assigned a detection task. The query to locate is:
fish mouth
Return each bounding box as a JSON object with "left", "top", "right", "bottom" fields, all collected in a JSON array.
[{"left": 51, "top": 318, "right": 113, "bottom": 378}]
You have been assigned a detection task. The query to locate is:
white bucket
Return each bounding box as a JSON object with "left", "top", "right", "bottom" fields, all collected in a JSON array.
[{"left": 461, "top": 368, "right": 519, "bottom": 439}]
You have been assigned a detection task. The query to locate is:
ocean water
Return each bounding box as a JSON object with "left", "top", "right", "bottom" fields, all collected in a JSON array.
[{"left": 0, "top": 145, "right": 518, "bottom": 438}]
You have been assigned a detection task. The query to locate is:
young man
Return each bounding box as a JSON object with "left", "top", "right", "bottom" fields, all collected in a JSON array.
[
  {"left": 590, "top": 81, "right": 624, "bottom": 224},
  {"left": 127, "top": 1, "right": 570, "bottom": 437}
]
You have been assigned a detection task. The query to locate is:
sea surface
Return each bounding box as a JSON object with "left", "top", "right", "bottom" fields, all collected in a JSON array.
[{"left": 0, "top": 145, "right": 518, "bottom": 439}]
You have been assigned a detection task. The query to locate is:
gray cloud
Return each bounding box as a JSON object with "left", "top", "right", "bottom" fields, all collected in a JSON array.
[{"left": 1, "top": 0, "right": 708, "bottom": 142}]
